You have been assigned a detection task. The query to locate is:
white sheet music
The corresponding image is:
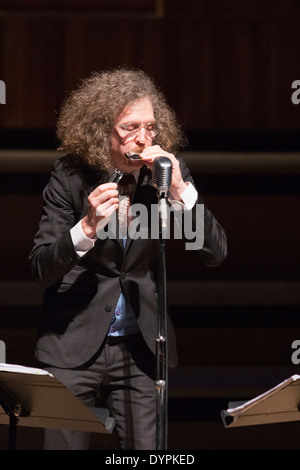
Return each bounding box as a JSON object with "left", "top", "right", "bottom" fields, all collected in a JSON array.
[
  {"left": 226, "top": 374, "right": 300, "bottom": 419},
  {"left": 0, "top": 363, "right": 53, "bottom": 376}
]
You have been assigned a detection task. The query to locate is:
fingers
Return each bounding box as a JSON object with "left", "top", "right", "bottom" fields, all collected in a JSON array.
[
  {"left": 82, "top": 183, "right": 121, "bottom": 238},
  {"left": 89, "top": 183, "right": 118, "bottom": 208},
  {"left": 88, "top": 183, "right": 119, "bottom": 219},
  {"left": 91, "top": 182, "right": 118, "bottom": 197},
  {"left": 140, "top": 145, "right": 181, "bottom": 180},
  {"left": 140, "top": 146, "right": 186, "bottom": 197},
  {"left": 140, "top": 145, "right": 178, "bottom": 170},
  {"left": 95, "top": 198, "right": 119, "bottom": 217}
]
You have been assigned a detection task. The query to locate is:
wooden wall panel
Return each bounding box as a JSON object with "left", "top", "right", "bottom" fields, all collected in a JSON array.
[
  {"left": 0, "top": 0, "right": 159, "bottom": 13},
  {"left": 0, "top": 1, "right": 300, "bottom": 132},
  {"left": 164, "top": 0, "right": 300, "bottom": 19}
]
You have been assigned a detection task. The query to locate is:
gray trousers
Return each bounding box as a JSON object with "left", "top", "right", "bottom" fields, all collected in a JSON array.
[{"left": 42, "top": 333, "right": 157, "bottom": 450}]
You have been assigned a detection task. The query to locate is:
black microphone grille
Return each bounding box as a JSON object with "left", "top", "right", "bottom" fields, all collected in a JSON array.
[{"left": 153, "top": 157, "right": 172, "bottom": 191}]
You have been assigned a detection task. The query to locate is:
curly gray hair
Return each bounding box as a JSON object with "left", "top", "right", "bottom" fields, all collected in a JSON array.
[{"left": 56, "top": 68, "right": 186, "bottom": 170}]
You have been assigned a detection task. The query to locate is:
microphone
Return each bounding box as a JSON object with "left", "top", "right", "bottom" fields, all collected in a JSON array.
[
  {"left": 153, "top": 157, "right": 172, "bottom": 238},
  {"left": 153, "top": 157, "right": 172, "bottom": 197}
]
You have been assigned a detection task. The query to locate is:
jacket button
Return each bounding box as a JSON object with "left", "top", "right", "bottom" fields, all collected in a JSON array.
[
  {"left": 120, "top": 272, "right": 126, "bottom": 279},
  {"left": 105, "top": 304, "right": 112, "bottom": 312}
]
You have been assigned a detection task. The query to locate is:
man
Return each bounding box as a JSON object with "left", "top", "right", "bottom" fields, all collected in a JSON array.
[{"left": 29, "top": 68, "right": 227, "bottom": 450}]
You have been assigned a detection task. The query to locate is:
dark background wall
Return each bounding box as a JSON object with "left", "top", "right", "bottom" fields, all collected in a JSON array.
[
  {"left": 1, "top": 0, "right": 300, "bottom": 133},
  {"left": 0, "top": 0, "right": 300, "bottom": 450}
]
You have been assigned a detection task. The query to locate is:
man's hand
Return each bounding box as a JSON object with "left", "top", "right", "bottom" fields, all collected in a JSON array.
[
  {"left": 81, "top": 182, "right": 119, "bottom": 238},
  {"left": 139, "top": 145, "right": 188, "bottom": 201}
]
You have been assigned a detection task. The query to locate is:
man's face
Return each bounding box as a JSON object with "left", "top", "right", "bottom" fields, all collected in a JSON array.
[{"left": 110, "top": 97, "right": 155, "bottom": 173}]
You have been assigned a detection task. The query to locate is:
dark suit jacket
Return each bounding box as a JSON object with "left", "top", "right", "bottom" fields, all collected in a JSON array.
[{"left": 29, "top": 154, "right": 227, "bottom": 369}]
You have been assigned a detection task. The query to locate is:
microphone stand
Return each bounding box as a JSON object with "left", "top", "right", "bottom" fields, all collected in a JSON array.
[{"left": 156, "top": 191, "right": 168, "bottom": 450}]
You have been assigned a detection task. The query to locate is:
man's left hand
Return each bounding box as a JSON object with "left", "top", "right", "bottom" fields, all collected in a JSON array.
[{"left": 139, "top": 145, "right": 188, "bottom": 201}]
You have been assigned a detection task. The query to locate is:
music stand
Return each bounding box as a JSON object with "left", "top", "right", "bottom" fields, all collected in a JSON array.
[
  {"left": 0, "top": 363, "right": 115, "bottom": 450},
  {"left": 221, "top": 374, "right": 300, "bottom": 428}
]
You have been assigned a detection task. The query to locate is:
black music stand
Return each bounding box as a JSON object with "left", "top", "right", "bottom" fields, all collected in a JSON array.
[
  {"left": 0, "top": 364, "right": 115, "bottom": 450},
  {"left": 221, "top": 374, "right": 300, "bottom": 428}
]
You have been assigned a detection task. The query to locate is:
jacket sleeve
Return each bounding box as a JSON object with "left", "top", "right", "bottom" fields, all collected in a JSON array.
[
  {"left": 29, "top": 158, "right": 80, "bottom": 288},
  {"left": 179, "top": 157, "right": 228, "bottom": 267}
]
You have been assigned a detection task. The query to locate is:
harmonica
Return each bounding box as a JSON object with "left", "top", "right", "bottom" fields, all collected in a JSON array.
[
  {"left": 124, "top": 152, "right": 142, "bottom": 160},
  {"left": 109, "top": 168, "right": 123, "bottom": 184}
]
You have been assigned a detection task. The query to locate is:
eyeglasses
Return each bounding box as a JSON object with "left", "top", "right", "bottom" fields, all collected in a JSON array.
[{"left": 115, "top": 122, "right": 160, "bottom": 140}]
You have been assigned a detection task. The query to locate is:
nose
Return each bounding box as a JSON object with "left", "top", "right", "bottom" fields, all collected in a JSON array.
[{"left": 135, "top": 127, "right": 147, "bottom": 145}]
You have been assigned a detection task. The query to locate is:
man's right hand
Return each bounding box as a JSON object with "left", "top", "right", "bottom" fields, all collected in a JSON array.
[{"left": 81, "top": 182, "right": 119, "bottom": 238}]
